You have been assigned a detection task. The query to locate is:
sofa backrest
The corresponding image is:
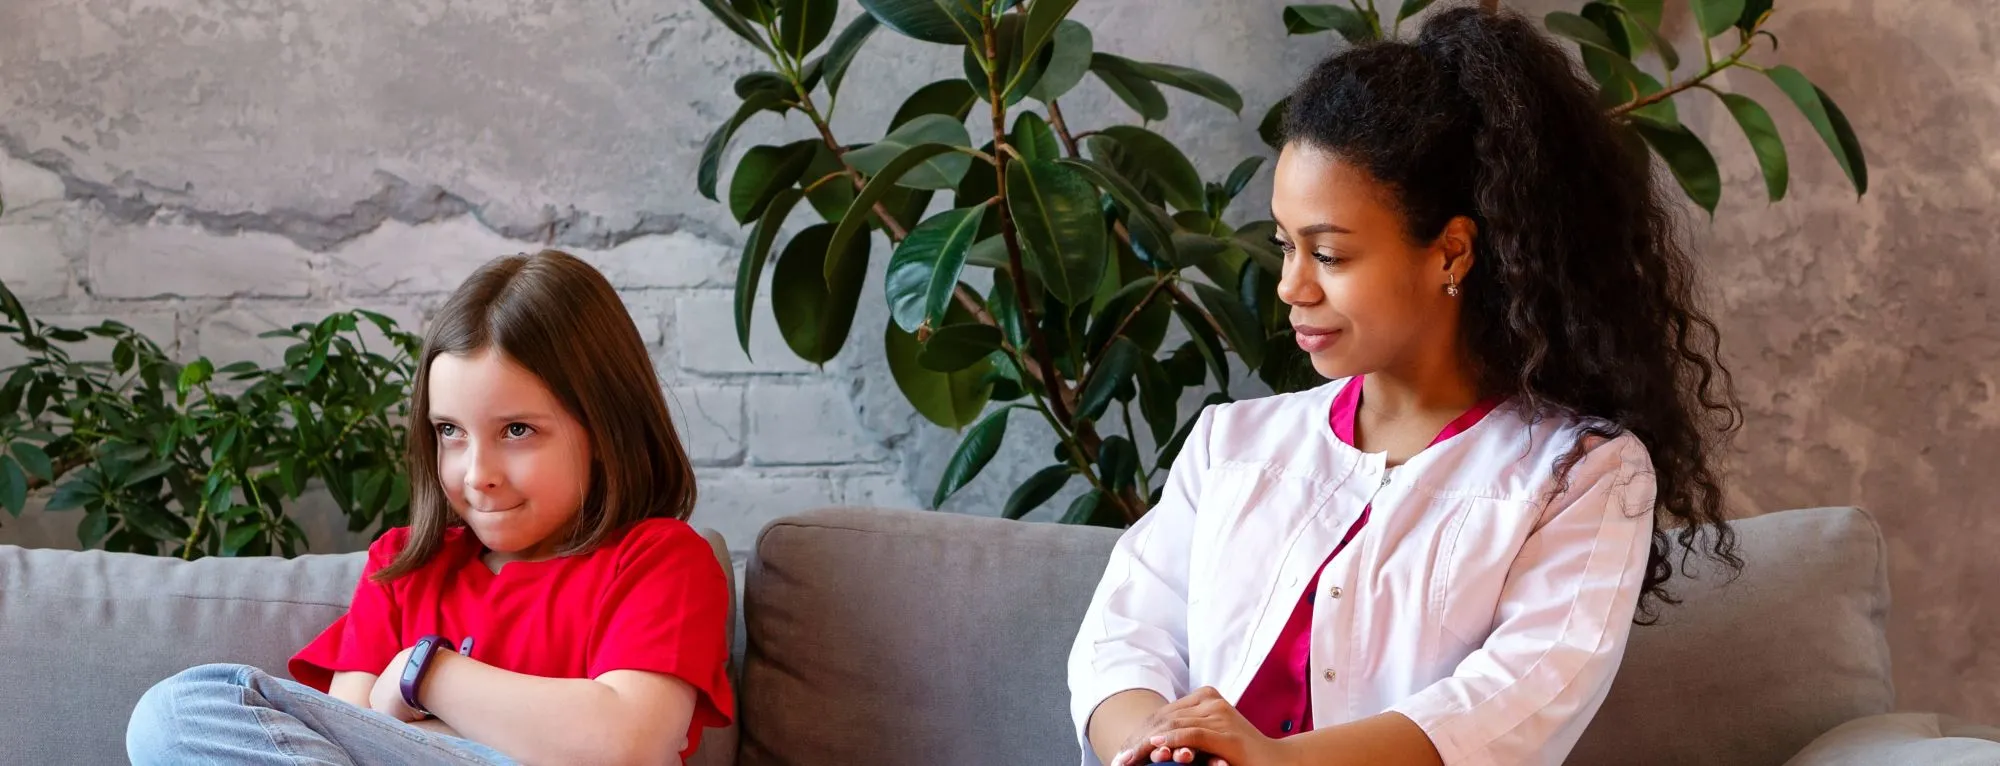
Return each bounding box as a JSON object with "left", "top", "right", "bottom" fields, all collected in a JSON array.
[
  {"left": 736, "top": 506, "right": 1893, "bottom": 766},
  {"left": 0, "top": 529, "right": 739, "bottom": 766}
]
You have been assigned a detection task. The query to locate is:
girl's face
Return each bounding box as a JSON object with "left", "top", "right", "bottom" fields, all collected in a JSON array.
[
  {"left": 1270, "top": 144, "right": 1471, "bottom": 381},
  {"left": 426, "top": 347, "right": 593, "bottom": 566}
]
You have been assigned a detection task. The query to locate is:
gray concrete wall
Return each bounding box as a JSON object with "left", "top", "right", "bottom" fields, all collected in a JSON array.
[{"left": 2, "top": 0, "right": 1994, "bottom": 722}]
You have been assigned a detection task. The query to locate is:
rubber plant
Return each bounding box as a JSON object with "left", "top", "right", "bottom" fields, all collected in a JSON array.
[
  {"left": 699, "top": 0, "right": 1295, "bottom": 526},
  {"left": 1274, "top": 0, "right": 1868, "bottom": 213}
]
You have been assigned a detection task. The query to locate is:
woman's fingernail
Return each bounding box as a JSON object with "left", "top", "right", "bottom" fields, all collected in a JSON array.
[{"left": 1151, "top": 735, "right": 1167, "bottom": 745}]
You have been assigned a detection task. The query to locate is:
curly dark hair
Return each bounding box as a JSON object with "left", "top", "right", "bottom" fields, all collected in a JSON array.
[{"left": 1279, "top": 5, "right": 1743, "bottom": 621}]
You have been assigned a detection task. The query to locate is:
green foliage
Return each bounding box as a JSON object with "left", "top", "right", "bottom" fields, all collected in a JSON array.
[
  {"left": 1283, "top": 0, "right": 1867, "bottom": 213},
  {"left": 0, "top": 275, "right": 419, "bottom": 557}
]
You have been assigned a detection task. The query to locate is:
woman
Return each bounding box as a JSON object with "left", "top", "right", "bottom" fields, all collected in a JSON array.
[{"left": 1068, "top": 7, "right": 1742, "bottom": 766}]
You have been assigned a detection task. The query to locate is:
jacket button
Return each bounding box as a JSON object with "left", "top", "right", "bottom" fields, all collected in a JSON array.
[
  {"left": 1328, "top": 586, "right": 1343, "bottom": 599},
  {"left": 1323, "top": 669, "right": 1337, "bottom": 681}
]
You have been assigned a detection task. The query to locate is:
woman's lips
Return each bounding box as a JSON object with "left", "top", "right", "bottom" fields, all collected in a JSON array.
[{"left": 1293, "top": 325, "right": 1341, "bottom": 353}]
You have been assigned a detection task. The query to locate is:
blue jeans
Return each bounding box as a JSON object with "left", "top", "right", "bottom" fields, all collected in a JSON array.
[{"left": 126, "top": 663, "right": 516, "bottom": 765}]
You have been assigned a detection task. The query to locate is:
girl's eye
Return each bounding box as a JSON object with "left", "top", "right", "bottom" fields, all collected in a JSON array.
[
  {"left": 505, "top": 423, "right": 535, "bottom": 438},
  {"left": 435, "top": 423, "right": 460, "bottom": 438}
]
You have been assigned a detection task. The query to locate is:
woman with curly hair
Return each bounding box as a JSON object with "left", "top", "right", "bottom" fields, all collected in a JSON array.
[{"left": 1068, "top": 7, "right": 1743, "bottom": 766}]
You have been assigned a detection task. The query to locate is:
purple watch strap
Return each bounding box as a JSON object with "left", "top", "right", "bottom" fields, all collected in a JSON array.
[{"left": 399, "top": 635, "right": 447, "bottom": 715}]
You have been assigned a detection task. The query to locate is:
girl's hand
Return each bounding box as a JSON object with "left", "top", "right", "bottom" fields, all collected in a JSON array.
[
  {"left": 1137, "top": 687, "right": 1289, "bottom": 766},
  {"left": 368, "top": 646, "right": 425, "bottom": 722}
]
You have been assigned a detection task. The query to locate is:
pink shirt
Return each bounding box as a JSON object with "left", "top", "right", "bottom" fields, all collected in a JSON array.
[{"left": 1235, "top": 377, "right": 1502, "bottom": 739}]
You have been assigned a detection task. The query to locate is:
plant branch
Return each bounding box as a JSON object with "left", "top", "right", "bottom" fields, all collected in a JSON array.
[
  {"left": 1163, "top": 279, "right": 1236, "bottom": 354},
  {"left": 1090, "top": 276, "right": 1171, "bottom": 368},
  {"left": 984, "top": 15, "right": 1076, "bottom": 426},
  {"left": 1047, "top": 100, "right": 1083, "bottom": 158},
  {"left": 1609, "top": 32, "right": 1760, "bottom": 119}
]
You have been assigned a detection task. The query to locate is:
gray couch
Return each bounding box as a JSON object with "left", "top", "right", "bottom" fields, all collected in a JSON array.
[{"left": 3, "top": 505, "right": 1996, "bottom": 765}]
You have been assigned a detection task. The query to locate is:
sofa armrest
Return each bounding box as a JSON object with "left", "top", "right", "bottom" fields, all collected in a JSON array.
[{"left": 1785, "top": 712, "right": 2000, "bottom": 766}]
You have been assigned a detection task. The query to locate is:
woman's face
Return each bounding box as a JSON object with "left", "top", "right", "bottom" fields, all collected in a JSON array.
[{"left": 1269, "top": 143, "right": 1471, "bottom": 381}]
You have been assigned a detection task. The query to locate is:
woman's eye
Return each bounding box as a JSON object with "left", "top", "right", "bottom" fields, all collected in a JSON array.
[
  {"left": 1312, "top": 251, "right": 1338, "bottom": 266},
  {"left": 1269, "top": 236, "right": 1297, "bottom": 254},
  {"left": 505, "top": 423, "right": 534, "bottom": 438}
]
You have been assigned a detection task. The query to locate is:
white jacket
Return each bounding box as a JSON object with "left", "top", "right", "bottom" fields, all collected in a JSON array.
[{"left": 1067, "top": 379, "right": 1656, "bottom": 766}]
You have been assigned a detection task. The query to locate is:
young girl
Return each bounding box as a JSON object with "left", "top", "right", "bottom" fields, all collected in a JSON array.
[
  {"left": 1070, "top": 8, "right": 1742, "bottom": 766},
  {"left": 127, "top": 250, "right": 732, "bottom": 765}
]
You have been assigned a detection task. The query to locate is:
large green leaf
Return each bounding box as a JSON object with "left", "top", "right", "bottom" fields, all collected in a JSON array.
[
  {"left": 10, "top": 442, "right": 52, "bottom": 482},
  {"left": 932, "top": 405, "right": 1013, "bottom": 507},
  {"left": 1224, "top": 156, "right": 1264, "bottom": 200},
  {"left": 987, "top": 277, "right": 1027, "bottom": 348},
  {"left": 1689, "top": 0, "right": 1746, "bottom": 38},
  {"left": 1059, "top": 489, "right": 1104, "bottom": 525},
  {"left": 1021, "top": 0, "right": 1079, "bottom": 64},
  {"left": 919, "top": 323, "right": 1003, "bottom": 372},
  {"left": 699, "top": 91, "right": 788, "bottom": 201},
  {"left": 1716, "top": 93, "right": 1788, "bottom": 202},
  {"left": 844, "top": 114, "right": 974, "bottom": 190},
  {"left": 773, "top": 223, "right": 870, "bottom": 364},
  {"left": 886, "top": 311, "right": 993, "bottom": 429},
  {"left": 1008, "top": 159, "right": 1108, "bottom": 305},
  {"left": 858, "top": 0, "right": 980, "bottom": 44},
  {"left": 698, "top": 0, "right": 776, "bottom": 55},
  {"left": 1173, "top": 300, "right": 1229, "bottom": 390},
  {"left": 1192, "top": 282, "right": 1266, "bottom": 370},
  {"left": 891, "top": 79, "right": 980, "bottom": 130},
  {"left": 731, "top": 0, "right": 775, "bottom": 23},
  {"left": 825, "top": 142, "right": 965, "bottom": 279},
  {"left": 1545, "top": 11, "right": 1623, "bottom": 57},
  {"left": 1259, "top": 97, "right": 1289, "bottom": 149},
  {"left": 779, "top": 0, "right": 838, "bottom": 58},
  {"left": 1097, "top": 435, "right": 1139, "bottom": 491},
  {"left": 1027, "top": 20, "right": 1093, "bottom": 103},
  {"left": 1085, "top": 278, "right": 1171, "bottom": 357},
  {"left": 1089, "top": 54, "right": 1168, "bottom": 122},
  {"left": 815, "top": 13, "right": 880, "bottom": 97},
  {"left": 1600, "top": 2, "right": 1677, "bottom": 70},
  {"left": 1093, "top": 126, "right": 1204, "bottom": 212},
  {"left": 1117, "top": 58, "right": 1243, "bottom": 115},
  {"left": 1002, "top": 464, "right": 1072, "bottom": 520},
  {"left": 735, "top": 71, "right": 792, "bottom": 101},
  {"left": 1396, "top": 0, "right": 1438, "bottom": 22},
  {"left": 1077, "top": 337, "right": 1141, "bottom": 422},
  {"left": 1058, "top": 157, "right": 1179, "bottom": 266},
  {"left": 1283, "top": 4, "right": 1379, "bottom": 44},
  {"left": 1632, "top": 119, "right": 1722, "bottom": 215},
  {"left": 1012, "top": 111, "right": 1061, "bottom": 163},
  {"left": 0, "top": 457, "right": 25, "bottom": 517},
  {"left": 1136, "top": 356, "right": 1180, "bottom": 445},
  {"left": 735, "top": 188, "right": 806, "bottom": 355},
  {"left": 887, "top": 205, "right": 988, "bottom": 333},
  {"left": 729, "top": 140, "right": 818, "bottom": 223},
  {"left": 1765, "top": 66, "right": 1868, "bottom": 196}
]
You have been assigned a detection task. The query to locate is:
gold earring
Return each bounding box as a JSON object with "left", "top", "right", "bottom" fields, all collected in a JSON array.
[{"left": 1445, "top": 272, "right": 1461, "bottom": 298}]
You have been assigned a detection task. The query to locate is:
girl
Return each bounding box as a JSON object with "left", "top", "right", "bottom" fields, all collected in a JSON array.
[
  {"left": 1069, "top": 7, "right": 1742, "bottom": 766},
  {"left": 127, "top": 250, "right": 733, "bottom": 765}
]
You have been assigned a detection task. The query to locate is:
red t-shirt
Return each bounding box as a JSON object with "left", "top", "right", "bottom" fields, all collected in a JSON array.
[{"left": 289, "top": 517, "right": 734, "bottom": 760}]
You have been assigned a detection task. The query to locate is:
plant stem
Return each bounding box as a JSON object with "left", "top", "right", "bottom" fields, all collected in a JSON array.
[
  {"left": 984, "top": 14, "right": 1076, "bottom": 426},
  {"left": 1609, "top": 32, "right": 1760, "bottom": 119},
  {"left": 1047, "top": 100, "right": 1083, "bottom": 158},
  {"left": 1089, "top": 276, "right": 1170, "bottom": 368},
  {"left": 1163, "top": 280, "right": 1236, "bottom": 355}
]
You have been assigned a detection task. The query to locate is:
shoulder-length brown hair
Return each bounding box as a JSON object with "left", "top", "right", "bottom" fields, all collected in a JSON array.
[{"left": 373, "top": 249, "right": 696, "bottom": 582}]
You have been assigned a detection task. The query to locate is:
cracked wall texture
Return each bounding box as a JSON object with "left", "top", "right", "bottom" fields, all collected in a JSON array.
[{"left": 2, "top": 0, "right": 1996, "bottom": 724}]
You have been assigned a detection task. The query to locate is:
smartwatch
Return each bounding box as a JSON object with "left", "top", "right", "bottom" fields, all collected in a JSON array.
[{"left": 399, "top": 634, "right": 453, "bottom": 716}]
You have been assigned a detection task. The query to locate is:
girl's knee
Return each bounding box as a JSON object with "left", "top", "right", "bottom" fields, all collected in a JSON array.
[{"left": 126, "top": 663, "right": 259, "bottom": 757}]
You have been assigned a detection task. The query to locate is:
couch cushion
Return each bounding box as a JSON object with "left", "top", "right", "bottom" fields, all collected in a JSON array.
[
  {"left": 738, "top": 507, "right": 1123, "bottom": 765},
  {"left": 738, "top": 506, "right": 1891, "bottom": 766},
  {"left": 0, "top": 528, "right": 739, "bottom": 766},
  {"left": 1568, "top": 507, "right": 1894, "bottom": 766}
]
